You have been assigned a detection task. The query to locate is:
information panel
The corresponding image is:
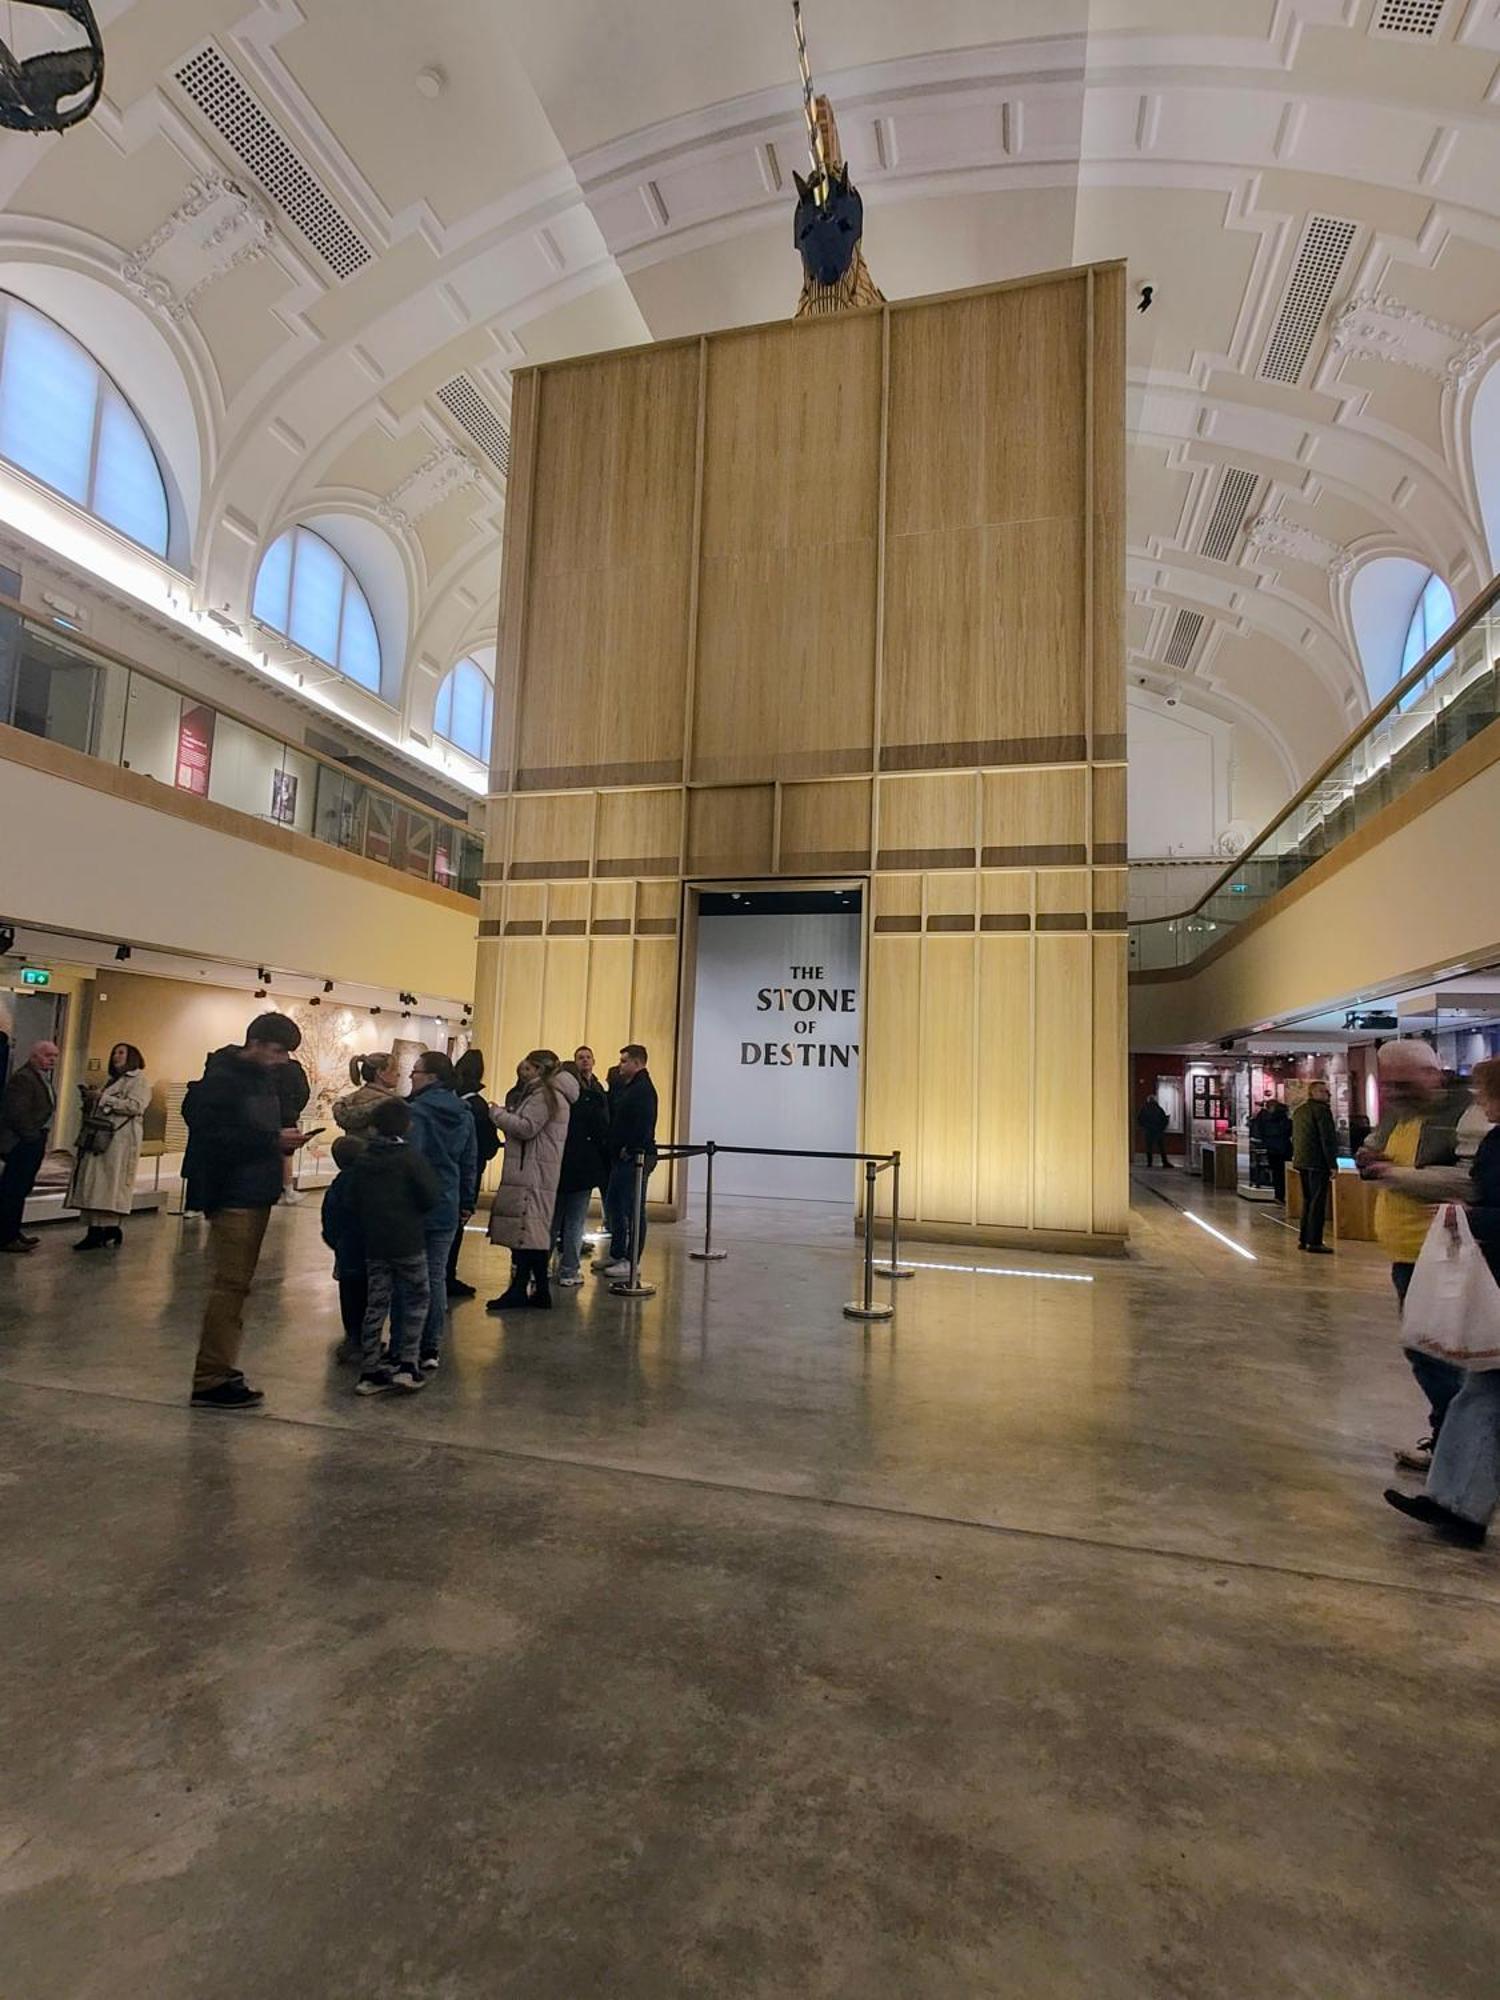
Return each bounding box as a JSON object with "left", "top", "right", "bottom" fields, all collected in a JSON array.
[{"left": 688, "top": 901, "right": 862, "bottom": 1203}]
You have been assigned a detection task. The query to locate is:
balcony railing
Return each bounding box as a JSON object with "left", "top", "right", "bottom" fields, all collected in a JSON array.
[
  {"left": 1131, "top": 576, "right": 1500, "bottom": 973},
  {"left": 0, "top": 590, "right": 483, "bottom": 899}
]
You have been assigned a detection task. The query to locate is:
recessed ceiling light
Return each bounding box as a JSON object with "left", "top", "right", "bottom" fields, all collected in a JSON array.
[{"left": 416, "top": 67, "right": 446, "bottom": 99}]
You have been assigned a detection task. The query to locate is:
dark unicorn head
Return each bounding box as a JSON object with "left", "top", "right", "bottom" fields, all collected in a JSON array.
[
  {"left": 792, "top": 163, "right": 864, "bottom": 289},
  {"left": 0, "top": 0, "right": 104, "bottom": 134}
]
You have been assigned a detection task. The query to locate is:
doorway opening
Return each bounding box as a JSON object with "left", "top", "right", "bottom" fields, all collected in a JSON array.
[{"left": 686, "top": 885, "right": 863, "bottom": 1209}]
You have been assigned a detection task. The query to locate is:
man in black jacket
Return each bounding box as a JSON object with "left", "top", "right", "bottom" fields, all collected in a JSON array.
[
  {"left": 1249, "top": 1095, "right": 1294, "bottom": 1203},
  {"left": 1292, "top": 1081, "right": 1339, "bottom": 1254},
  {"left": 0, "top": 1038, "right": 57, "bottom": 1253},
  {"left": 598, "top": 1043, "right": 658, "bottom": 1279},
  {"left": 184, "top": 1013, "right": 309, "bottom": 1410}
]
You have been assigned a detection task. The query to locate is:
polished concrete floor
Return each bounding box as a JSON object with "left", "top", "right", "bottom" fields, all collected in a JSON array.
[{"left": 3, "top": 1172, "right": 1499, "bottom": 1996}]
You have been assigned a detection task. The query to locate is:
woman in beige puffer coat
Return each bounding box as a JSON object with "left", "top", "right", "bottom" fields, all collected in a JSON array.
[{"left": 486, "top": 1050, "right": 578, "bottom": 1311}]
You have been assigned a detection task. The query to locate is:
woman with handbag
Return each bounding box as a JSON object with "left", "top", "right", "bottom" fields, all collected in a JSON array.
[
  {"left": 70, "top": 1042, "right": 151, "bottom": 1250},
  {"left": 1384, "top": 1057, "right": 1500, "bottom": 1548},
  {"left": 484, "top": 1049, "right": 578, "bottom": 1313}
]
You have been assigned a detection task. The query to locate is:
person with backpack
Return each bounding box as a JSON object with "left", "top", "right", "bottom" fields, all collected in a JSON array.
[{"left": 447, "top": 1048, "right": 499, "bottom": 1300}]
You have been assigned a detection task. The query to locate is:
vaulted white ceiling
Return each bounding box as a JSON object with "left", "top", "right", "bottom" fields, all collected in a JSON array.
[{"left": 3, "top": 0, "right": 1498, "bottom": 848}]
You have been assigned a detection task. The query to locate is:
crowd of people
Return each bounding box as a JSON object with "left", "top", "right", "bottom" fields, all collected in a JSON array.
[{"left": 173, "top": 1014, "right": 659, "bottom": 1408}]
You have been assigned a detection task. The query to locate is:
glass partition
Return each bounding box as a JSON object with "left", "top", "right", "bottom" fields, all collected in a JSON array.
[
  {"left": 1131, "top": 586, "right": 1500, "bottom": 973},
  {"left": 0, "top": 596, "right": 480, "bottom": 899}
]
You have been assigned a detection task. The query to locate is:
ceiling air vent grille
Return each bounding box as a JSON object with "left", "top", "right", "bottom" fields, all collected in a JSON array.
[
  {"left": 1259, "top": 214, "right": 1357, "bottom": 386},
  {"left": 438, "top": 376, "right": 511, "bottom": 477},
  {"left": 1163, "top": 610, "right": 1205, "bottom": 670},
  {"left": 1374, "top": 0, "right": 1446, "bottom": 34},
  {"left": 1199, "top": 466, "right": 1260, "bottom": 564},
  {"left": 174, "top": 44, "right": 372, "bottom": 280}
]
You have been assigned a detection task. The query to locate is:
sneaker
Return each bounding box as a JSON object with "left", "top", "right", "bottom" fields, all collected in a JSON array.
[
  {"left": 1382, "top": 1487, "right": 1487, "bottom": 1547},
  {"left": 0, "top": 1237, "right": 35, "bottom": 1254},
  {"left": 191, "top": 1380, "right": 265, "bottom": 1411},
  {"left": 591, "top": 1257, "right": 617, "bottom": 1274},
  {"left": 419, "top": 1356, "right": 440, "bottom": 1375},
  {"left": 446, "top": 1280, "right": 476, "bottom": 1300},
  {"left": 355, "top": 1369, "right": 394, "bottom": 1396},
  {"left": 389, "top": 1363, "right": 426, "bottom": 1393},
  {"left": 1393, "top": 1436, "right": 1435, "bottom": 1475},
  {"left": 278, "top": 1187, "right": 304, "bottom": 1207},
  {"left": 557, "top": 1274, "right": 585, "bottom": 1288},
  {"left": 599, "top": 1260, "right": 632, "bottom": 1279}
]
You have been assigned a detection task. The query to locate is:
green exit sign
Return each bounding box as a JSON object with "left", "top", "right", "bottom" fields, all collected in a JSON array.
[{"left": 20, "top": 967, "right": 50, "bottom": 987}]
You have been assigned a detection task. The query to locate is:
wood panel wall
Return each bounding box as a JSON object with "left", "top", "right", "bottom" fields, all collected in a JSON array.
[{"left": 479, "top": 265, "right": 1128, "bottom": 1250}]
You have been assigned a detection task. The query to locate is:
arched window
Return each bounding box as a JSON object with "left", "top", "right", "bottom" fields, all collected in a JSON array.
[
  {"left": 0, "top": 294, "right": 169, "bottom": 556},
  {"left": 1400, "top": 571, "right": 1455, "bottom": 684},
  {"left": 252, "top": 525, "right": 382, "bottom": 692},
  {"left": 433, "top": 654, "right": 494, "bottom": 762}
]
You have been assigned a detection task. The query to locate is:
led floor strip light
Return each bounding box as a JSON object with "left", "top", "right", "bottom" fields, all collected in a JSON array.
[
  {"left": 904, "top": 1260, "right": 1094, "bottom": 1284},
  {"left": 1182, "top": 1210, "right": 1257, "bottom": 1262}
]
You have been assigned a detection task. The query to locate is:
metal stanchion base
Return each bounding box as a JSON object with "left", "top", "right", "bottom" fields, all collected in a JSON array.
[
  {"left": 689, "top": 1249, "right": 728, "bottom": 1262},
  {"left": 843, "top": 1300, "right": 895, "bottom": 1322},
  {"left": 875, "top": 1265, "right": 915, "bottom": 1280},
  {"left": 610, "top": 1280, "right": 657, "bottom": 1298}
]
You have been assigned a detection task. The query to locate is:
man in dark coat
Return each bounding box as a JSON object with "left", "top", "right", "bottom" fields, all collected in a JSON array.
[
  {"left": 553, "top": 1050, "right": 610, "bottom": 1286},
  {"left": 0, "top": 1038, "right": 58, "bottom": 1252},
  {"left": 598, "top": 1043, "right": 658, "bottom": 1278},
  {"left": 1136, "top": 1094, "right": 1170, "bottom": 1168},
  {"left": 1292, "top": 1081, "right": 1339, "bottom": 1255},
  {"left": 183, "top": 1013, "right": 309, "bottom": 1410},
  {"left": 1249, "top": 1095, "right": 1294, "bottom": 1203}
]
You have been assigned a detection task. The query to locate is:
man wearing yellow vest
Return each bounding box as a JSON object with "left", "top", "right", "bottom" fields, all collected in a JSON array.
[{"left": 1359, "top": 1040, "right": 1465, "bottom": 1475}]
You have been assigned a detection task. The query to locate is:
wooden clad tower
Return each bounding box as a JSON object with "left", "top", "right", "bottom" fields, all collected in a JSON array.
[{"left": 478, "top": 264, "right": 1128, "bottom": 1252}]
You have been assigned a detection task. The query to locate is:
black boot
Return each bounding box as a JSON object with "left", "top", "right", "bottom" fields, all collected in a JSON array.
[
  {"left": 527, "top": 1253, "right": 552, "bottom": 1310},
  {"left": 73, "top": 1226, "right": 108, "bottom": 1253},
  {"left": 486, "top": 1259, "right": 531, "bottom": 1313},
  {"left": 105, "top": 1226, "right": 123, "bottom": 1247}
]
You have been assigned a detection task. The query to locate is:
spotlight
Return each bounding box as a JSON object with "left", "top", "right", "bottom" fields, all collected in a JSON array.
[
  {"left": 370, "top": 1006, "right": 383, "bottom": 1016},
  {"left": 114, "top": 944, "right": 132, "bottom": 962},
  {"left": 309, "top": 995, "right": 321, "bottom": 1008},
  {"left": 255, "top": 988, "right": 267, "bottom": 999},
  {"left": 257, "top": 967, "right": 270, "bottom": 984},
  {"left": 323, "top": 979, "right": 334, "bottom": 994},
  {"left": 0, "top": 925, "right": 13, "bottom": 955}
]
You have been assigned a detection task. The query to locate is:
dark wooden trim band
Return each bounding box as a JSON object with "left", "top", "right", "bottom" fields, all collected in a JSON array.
[{"left": 982, "top": 843, "right": 1088, "bottom": 868}]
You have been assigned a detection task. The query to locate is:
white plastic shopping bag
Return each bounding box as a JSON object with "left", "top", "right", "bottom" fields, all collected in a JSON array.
[{"left": 1401, "top": 1204, "right": 1500, "bottom": 1371}]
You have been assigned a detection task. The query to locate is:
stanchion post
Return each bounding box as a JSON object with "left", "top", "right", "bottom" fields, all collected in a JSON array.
[
  {"left": 690, "top": 1140, "right": 728, "bottom": 1262},
  {"left": 876, "top": 1149, "right": 914, "bottom": 1279},
  {"left": 610, "top": 1149, "right": 657, "bottom": 1299},
  {"left": 844, "top": 1160, "right": 895, "bottom": 1322}
]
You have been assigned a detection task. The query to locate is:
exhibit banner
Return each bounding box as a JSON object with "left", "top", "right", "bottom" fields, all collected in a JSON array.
[
  {"left": 688, "top": 904, "right": 862, "bottom": 1202},
  {"left": 175, "top": 703, "right": 215, "bottom": 796}
]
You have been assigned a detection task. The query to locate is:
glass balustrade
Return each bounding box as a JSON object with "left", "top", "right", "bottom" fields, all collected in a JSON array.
[
  {"left": 0, "top": 595, "right": 483, "bottom": 899},
  {"left": 1130, "top": 591, "right": 1500, "bottom": 972}
]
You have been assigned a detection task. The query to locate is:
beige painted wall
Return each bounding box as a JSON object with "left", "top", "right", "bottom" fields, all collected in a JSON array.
[
  {"left": 1130, "top": 751, "right": 1500, "bottom": 1049},
  {"left": 0, "top": 757, "right": 477, "bottom": 1002}
]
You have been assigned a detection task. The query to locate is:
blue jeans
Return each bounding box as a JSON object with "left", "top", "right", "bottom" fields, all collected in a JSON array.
[
  {"left": 553, "top": 1187, "right": 592, "bottom": 1280},
  {"left": 605, "top": 1157, "right": 651, "bottom": 1264},
  {"left": 1427, "top": 1371, "right": 1500, "bottom": 1525},
  {"left": 393, "top": 1227, "right": 457, "bottom": 1361}
]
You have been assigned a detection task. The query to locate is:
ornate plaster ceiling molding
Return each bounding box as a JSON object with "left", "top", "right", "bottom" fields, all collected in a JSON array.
[
  {"left": 377, "top": 442, "right": 483, "bottom": 531},
  {"left": 1244, "top": 512, "right": 1356, "bottom": 578},
  {"left": 1330, "top": 292, "right": 1484, "bottom": 385},
  {"left": 119, "top": 172, "right": 272, "bottom": 323}
]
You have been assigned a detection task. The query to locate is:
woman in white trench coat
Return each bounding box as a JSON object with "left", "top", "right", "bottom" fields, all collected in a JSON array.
[{"left": 70, "top": 1042, "right": 151, "bottom": 1250}]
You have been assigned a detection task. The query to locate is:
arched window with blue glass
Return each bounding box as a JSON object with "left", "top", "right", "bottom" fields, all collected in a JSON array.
[
  {"left": 1399, "top": 571, "right": 1455, "bottom": 692},
  {"left": 252, "top": 525, "right": 382, "bottom": 693},
  {"left": 0, "top": 293, "right": 169, "bottom": 556},
  {"left": 1350, "top": 557, "right": 1457, "bottom": 713},
  {"left": 433, "top": 651, "right": 494, "bottom": 763}
]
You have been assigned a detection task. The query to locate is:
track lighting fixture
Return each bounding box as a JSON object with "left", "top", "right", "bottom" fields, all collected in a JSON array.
[
  {"left": 257, "top": 967, "right": 270, "bottom": 984},
  {"left": 114, "top": 943, "right": 132, "bottom": 962},
  {"left": 322, "top": 979, "right": 334, "bottom": 994},
  {"left": 255, "top": 988, "right": 267, "bottom": 999},
  {"left": 370, "top": 1006, "right": 382, "bottom": 1016},
  {"left": 309, "top": 996, "right": 321, "bottom": 1007},
  {"left": 0, "top": 925, "right": 14, "bottom": 956}
]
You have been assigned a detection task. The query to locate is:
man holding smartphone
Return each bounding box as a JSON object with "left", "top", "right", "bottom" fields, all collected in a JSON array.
[{"left": 183, "top": 1012, "right": 311, "bottom": 1411}]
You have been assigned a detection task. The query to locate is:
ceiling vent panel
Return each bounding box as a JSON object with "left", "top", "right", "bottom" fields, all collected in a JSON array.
[
  {"left": 1258, "top": 214, "right": 1357, "bottom": 386},
  {"left": 1199, "top": 466, "right": 1261, "bottom": 564},
  {"left": 1373, "top": 0, "right": 1447, "bottom": 35},
  {"left": 1163, "top": 609, "right": 1205, "bottom": 670},
  {"left": 174, "top": 44, "right": 372, "bottom": 280},
  {"left": 438, "top": 376, "right": 511, "bottom": 477}
]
